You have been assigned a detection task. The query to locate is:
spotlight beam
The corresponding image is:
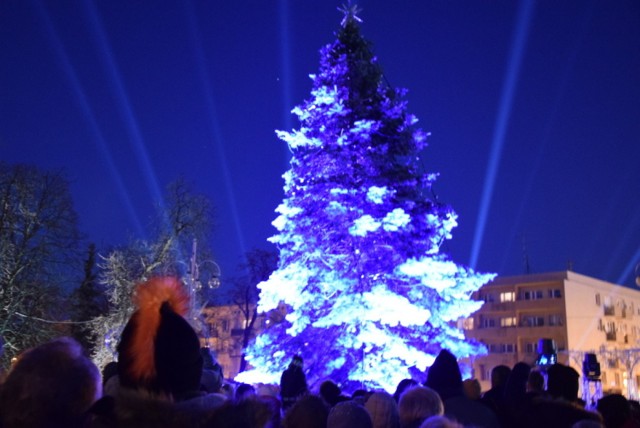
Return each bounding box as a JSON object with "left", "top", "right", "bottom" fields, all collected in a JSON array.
[
  {"left": 33, "top": 0, "right": 144, "bottom": 236},
  {"left": 81, "top": 0, "right": 165, "bottom": 213},
  {"left": 185, "top": 1, "right": 248, "bottom": 264},
  {"left": 469, "top": 0, "right": 534, "bottom": 269}
]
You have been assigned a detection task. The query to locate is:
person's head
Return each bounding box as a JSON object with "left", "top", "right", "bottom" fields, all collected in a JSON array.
[
  {"left": 424, "top": 349, "right": 462, "bottom": 401},
  {"left": 236, "top": 383, "right": 257, "bottom": 401},
  {"left": 206, "top": 397, "right": 275, "bottom": 428},
  {"left": 117, "top": 277, "right": 203, "bottom": 400},
  {"left": 283, "top": 394, "right": 329, "bottom": 428},
  {"left": 200, "top": 347, "right": 216, "bottom": 369},
  {"left": 597, "top": 394, "right": 631, "bottom": 428},
  {"left": 365, "top": 391, "right": 400, "bottom": 428},
  {"left": 393, "top": 379, "right": 418, "bottom": 403},
  {"left": 546, "top": 363, "right": 579, "bottom": 401},
  {"left": 320, "top": 380, "right": 343, "bottom": 406},
  {"left": 290, "top": 355, "right": 303, "bottom": 368},
  {"left": 490, "top": 364, "right": 512, "bottom": 389},
  {"left": 328, "top": 401, "right": 373, "bottom": 428},
  {"left": 398, "top": 386, "right": 444, "bottom": 428},
  {"left": 102, "top": 361, "right": 118, "bottom": 386},
  {"left": 419, "top": 415, "right": 464, "bottom": 428},
  {"left": 527, "top": 370, "right": 545, "bottom": 393},
  {"left": 0, "top": 337, "right": 101, "bottom": 428},
  {"left": 462, "top": 378, "right": 481, "bottom": 400},
  {"left": 503, "top": 361, "right": 531, "bottom": 399}
]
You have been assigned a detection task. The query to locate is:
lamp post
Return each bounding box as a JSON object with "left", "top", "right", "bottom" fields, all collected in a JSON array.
[{"left": 184, "top": 238, "right": 221, "bottom": 335}]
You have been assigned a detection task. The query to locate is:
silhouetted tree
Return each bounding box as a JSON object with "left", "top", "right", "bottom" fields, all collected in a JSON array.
[
  {"left": 90, "top": 178, "right": 216, "bottom": 368},
  {"left": 0, "top": 163, "right": 80, "bottom": 367},
  {"left": 227, "top": 248, "right": 278, "bottom": 373},
  {"left": 70, "top": 243, "right": 108, "bottom": 354}
]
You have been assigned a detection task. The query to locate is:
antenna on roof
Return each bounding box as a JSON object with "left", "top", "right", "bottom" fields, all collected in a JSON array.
[{"left": 521, "top": 233, "right": 531, "bottom": 275}]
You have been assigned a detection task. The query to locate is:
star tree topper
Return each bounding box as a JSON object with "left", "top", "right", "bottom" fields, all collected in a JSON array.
[{"left": 338, "top": 1, "right": 363, "bottom": 27}]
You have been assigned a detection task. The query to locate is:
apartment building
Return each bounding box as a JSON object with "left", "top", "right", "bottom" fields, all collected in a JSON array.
[{"left": 463, "top": 271, "right": 640, "bottom": 397}]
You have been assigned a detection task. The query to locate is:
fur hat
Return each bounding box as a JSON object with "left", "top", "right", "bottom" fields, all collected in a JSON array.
[{"left": 117, "top": 277, "right": 203, "bottom": 399}]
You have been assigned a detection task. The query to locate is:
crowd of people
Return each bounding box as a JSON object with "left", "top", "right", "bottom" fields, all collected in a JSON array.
[{"left": 1, "top": 276, "right": 640, "bottom": 428}]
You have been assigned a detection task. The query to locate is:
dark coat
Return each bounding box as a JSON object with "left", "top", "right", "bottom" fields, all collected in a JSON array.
[{"left": 280, "top": 365, "right": 308, "bottom": 408}]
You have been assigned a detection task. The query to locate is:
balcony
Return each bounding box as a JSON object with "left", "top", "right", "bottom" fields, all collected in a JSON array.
[
  {"left": 605, "top": 331, "right": 617, "bottom": 341},
  {"left": 604, "top": 305, "right": 615, "bottom": 316}
]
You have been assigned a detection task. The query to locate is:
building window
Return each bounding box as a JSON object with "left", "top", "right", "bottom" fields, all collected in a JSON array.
[
  {"left": 500, "top": 291, "right": 516, "bottom": 302},
  {"left": 481, "top": 318, "right": 496, "bottom": 328},
  {"left": 548, "top": 314, "right": 564, "bottom": 326},
  {"left": 458, "top": 317, "right": 474, "bottom": 330},
  {"left": 500, "top": 317, "right": 517, "bottom": 327},
  {"left": 595, "top": 293, "right": 601, "bottom": 306},
  {"left": 521, "top": 315, "right": 545, "bottom": 327},
  {"left": 525, "top": 342, "right": 536, "bottom": 353},
  {"left": 603, "top": 297, "right": 615, "bottom": 315},
  {"left": 522, "top": 290, "right": 544, "bottom": 300},
  {"left": 482, "top": 293, "right": 495, "bottom": 302},
  {"left": 548, "top": 289, "right": 562, "bottom": 298},
  {"left": 505, "top": 343, "right": 516, "bottom": 353},
  {"left": 479, "top": 364, "right": 487, "bottom": 381}
]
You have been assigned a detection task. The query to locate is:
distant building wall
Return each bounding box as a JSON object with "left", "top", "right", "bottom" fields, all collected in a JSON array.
[{"left": 464, "top": 271, "right": 640, "bottom": 398}]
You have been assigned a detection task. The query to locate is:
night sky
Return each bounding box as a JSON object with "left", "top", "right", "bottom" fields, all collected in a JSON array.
[{"left": 2, "top": 1, "right": 639, "bottom": 287}]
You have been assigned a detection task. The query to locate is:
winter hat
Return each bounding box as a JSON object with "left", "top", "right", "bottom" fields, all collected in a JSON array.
[
  {"left": 328, "top": 401, "right": 373, "bottom": 428},
  {"left": 117, "top": 277, "right": 203, "bottom": 399},
  {"left": 424, "top": 349, "right": 463, "bottom": 401}
]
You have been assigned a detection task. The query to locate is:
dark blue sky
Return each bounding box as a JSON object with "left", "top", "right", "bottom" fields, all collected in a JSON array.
[{"left": 2, "top": 1, "right": 639, "bottom": 287}]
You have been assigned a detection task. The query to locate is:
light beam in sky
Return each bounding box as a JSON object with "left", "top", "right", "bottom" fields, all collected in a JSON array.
[
  {"left": 81, "top": 0, "right": 165, "bottom": 216},
  {"left": 34, "top": 0, "right": 143, "bottom": 236},
  {"left": 470, "top": 0, "right": 534, "bottom": 270},
  {"left": 497, "top": 1, "right": 594, "bottom": 275},
  {"left": 278, "top": 0, "right": 293, "bottom": 136},
  {"left": 614, "top": 210, "right": 640, "bottom": 286},
  {"left": 185, "top": 1, "right": 248, "bottom": 265}
]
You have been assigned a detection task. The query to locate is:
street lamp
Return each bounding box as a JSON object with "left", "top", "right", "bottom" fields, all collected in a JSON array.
[
  {"left": 186, "top": 238, "right": 221, "bottom": 291},
  {"left": 183, "top": 238, "right": 221, "bottom": 328}
]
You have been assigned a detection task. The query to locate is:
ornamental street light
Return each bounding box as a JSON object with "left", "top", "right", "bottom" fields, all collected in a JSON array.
[
  {"left": 183, "top": 238, "right": 221, "bottom": 334},
  {"left": 186, "top": 238, "right": 221, "bottom": 294}
]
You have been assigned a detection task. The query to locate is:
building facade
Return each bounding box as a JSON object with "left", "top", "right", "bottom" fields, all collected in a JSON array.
[
  {"left": 199, "top": 302, "right": 287, "bottom": 380},
  {"left": 463, "top": 271, "right": 640, "bottom": 397}
]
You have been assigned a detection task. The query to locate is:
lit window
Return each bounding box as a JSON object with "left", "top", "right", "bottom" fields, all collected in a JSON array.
[
  {"left": 500, "top": 317, "right": 517, "bottom": 327},
  {"left": 500, "top": 291, "right": 515, "bottom": 302}
]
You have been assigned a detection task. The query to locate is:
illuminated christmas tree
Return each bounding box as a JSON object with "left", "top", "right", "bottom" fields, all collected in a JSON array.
[{"left": 237, "top": 5, "right": 494, "bottom": 392}]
